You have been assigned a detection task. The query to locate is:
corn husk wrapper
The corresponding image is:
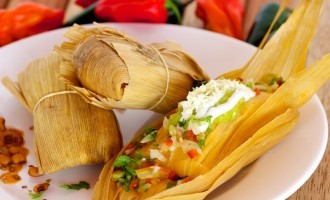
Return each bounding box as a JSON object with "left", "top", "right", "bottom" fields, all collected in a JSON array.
[
  {"left": 222, "top": 0, "right": 323, "bottom": 81},
  {"left": 93, "top": 0, "right": 330, "bottom": 199},
  {"left": 55, "top": 24, "right": 210, "bottom": 114},
  {"left": 1, "top": 53, "right": 123, "bottom": 174}
]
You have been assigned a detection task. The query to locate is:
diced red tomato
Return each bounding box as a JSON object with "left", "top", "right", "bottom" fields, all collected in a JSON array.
[
  {"left": 276, "top": 79, "right": 284, "bottom": 86},
  {"left": 124, "top": 143, "right": 136, "bottom": 155},
  {"left": 165, "top": 138, "right": 173, "bottom": 146},
  {"left": 146, "top": 179, "right": 152, "bottom": 184},
  {"left": 126, "top": 143, "right": 135, "bottom": 149},
  {"left": 253, "top": 88, "right": 261, "bottom": 95},
  {"left": 140, "top": 160, "right": 153, "bottom": 168},
  {"left": 187, "top": 149, "right": 199, "bottom": 159},
  {"left": 130, "top": 180, "right": 139, "bottom": 190},
  {"left": 159, "top": 167, "right": 171, "bottom": 178},
  {"left": 168, "top": 170, "right": 179, "bottom": 181},
  {"left": 186, "top": 130, "right": 198, "bottom": 142},
  {"left": 181, "top": 176, "right": 191, "bottom": 183},
  {"left": 186, "top": 130, "right": 194, "bottom": 137}
]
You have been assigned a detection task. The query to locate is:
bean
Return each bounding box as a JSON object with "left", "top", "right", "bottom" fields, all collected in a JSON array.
[
  {"left": 11, "top": 154, "right": 26, "bottom": 164},
  {"left": 8, "top": 146, "right": 20, "bottom": 155},
  {"left": 0, "top": 117, "right": 5, "bottom": 131},
  {"left": 0, "top": 154, "right": 11, "bottom": 165},
  {"left": 28, "top": 165, "right": 43, "bottom": 177},
  {"left": 4, "top": 129, "right": 23, "bottom": 146}
]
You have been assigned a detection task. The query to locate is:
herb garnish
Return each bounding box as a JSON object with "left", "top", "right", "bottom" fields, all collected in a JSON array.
[
  {"left": 113, "top": 155, "right": 133, "bottom": 167},
  {"left": 112, "top": 155, "right": 139, "bottom": 191},
  {"left": 60, "top": 181, "right": 90, "bottom": 190},
  {"left": 29, "top": 191, "right": 43, "bottom": 199}
]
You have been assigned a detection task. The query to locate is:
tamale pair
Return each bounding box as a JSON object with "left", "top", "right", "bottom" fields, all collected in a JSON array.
[
  {"left": 92, "top": 0, "right": 330, "bottom": 199},
  {"left": 1, "top": 23, "right": 211, "bottom": 174}
]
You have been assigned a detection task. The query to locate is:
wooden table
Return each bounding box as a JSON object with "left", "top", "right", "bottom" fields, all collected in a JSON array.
[{"left": 1, "top": 0, "right": 329, "bottom": 199}]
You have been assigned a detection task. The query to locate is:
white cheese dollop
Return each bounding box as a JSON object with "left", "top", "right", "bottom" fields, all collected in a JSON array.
[{"left": 179, "top": 79, "right": 255, "bottom": 122}]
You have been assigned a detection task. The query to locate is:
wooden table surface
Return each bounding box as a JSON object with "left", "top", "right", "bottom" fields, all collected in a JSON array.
[{"left": 1, "top": 0, "right": 329, "bottom": 199}]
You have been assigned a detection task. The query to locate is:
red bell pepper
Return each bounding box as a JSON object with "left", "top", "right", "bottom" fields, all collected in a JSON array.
[
  {"left": 196, "top": 0, "right": 244, "bottom": 40},
  {"left": 0, "top": 2, "right": 64, "bottom": 46},
  {"left": 75, "top": 0, "right": 98, "bottom": 8},
  {"left": 95, "top": 0, "right": 168, "bottom": 23}
]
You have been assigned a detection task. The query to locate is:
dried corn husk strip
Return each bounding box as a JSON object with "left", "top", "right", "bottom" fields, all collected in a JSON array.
[
  {"left": 221, "top": 0, "right": 323, "bottom": 81},
  {"left": 2, "top": 53, "right": 122, "bottom": 174},
  {"left": 56, "top": 23, "right": 209, "bottom": 114}
]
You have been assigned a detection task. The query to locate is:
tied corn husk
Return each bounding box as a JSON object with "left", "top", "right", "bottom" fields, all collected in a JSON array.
[
  {"left": 93, "top": 0, "right": 329, "bottom": 199},
  {"left": 55, "top": 24, "right": 210, "bottom": 114},
  {"left": 1, "top": 52, "right": 123, "bottom": 174}
]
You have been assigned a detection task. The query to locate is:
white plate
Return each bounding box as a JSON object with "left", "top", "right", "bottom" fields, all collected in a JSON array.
[{"left": 0, "top": 23, "right": 327, "bottom": 200}]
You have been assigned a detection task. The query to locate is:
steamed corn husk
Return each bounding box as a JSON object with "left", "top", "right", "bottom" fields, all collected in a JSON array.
[
  {"left": 55, "top": 24, "right": 210, "bottom": 114},
  {"left": 1, "top": 53, "right": 123, "bottom": 174},
  {"left": 92, "top": 0, "right": 329, "bottom": 199},
  {"left": 221, "top": 0, "right": 323, "bottom": 81}
]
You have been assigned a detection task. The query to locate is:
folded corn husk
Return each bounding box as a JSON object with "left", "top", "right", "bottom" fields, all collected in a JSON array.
[
  {"left": 222, "top": 0, "right": 323, "bottom": 81},
  {"left": 55, "top": 24, "right": 210, "bottom": 114},
  {"left": 93, "top": 0, "right": 329, "bottom": 199},
  {"left": 1, "top": 53, "right": 123, "bottom": 174}
]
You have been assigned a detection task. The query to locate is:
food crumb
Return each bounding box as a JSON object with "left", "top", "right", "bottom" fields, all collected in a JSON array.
[{"left": 22, "top": 185, "right": 27, "bottom": 189}]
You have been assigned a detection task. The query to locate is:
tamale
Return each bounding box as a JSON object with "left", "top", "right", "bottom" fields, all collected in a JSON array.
[
  {"left": 1, "top": 53, "right": 122, "bottom": 174},
  {"left": 92, "top": 0, "right": 328, "bottom": 199},
  {"left": 55, "top": 24, "right": 210, "bottom": 114}
]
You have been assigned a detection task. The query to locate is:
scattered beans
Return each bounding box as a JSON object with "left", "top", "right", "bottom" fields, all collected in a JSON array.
[{"left": 0, "top": 116, "right": 29, "bottom": 184}]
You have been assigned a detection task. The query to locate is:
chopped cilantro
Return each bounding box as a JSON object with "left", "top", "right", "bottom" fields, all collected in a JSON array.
[
  {"left": 178, "top": 119, "right": 187, "bottom": 127},
  {"left": 29, "top": 191, "right": 43, "bottom": 199},
  {"left": 144, "top": 127, "right": 157, "bottom": 136},
  {"left": 269, "top": 77, "right": 284, "bottom": 86},
  {"left": 60, "top": 181, "right": 90, "bottom": 191},
  {"left": 123, "top": 182, "right": 130, "bottom": 192},
  {"left": 197, "top": 135, "right": 206, "bottom": 148},
  {"left": 124, "top": 166, "right": 136, "bottom": 177},
  {"left": 134, "top": 152, "right": 143, "bottom": 161},
  {"left": 167, "top": 182, "right": 176, "bottom": 189},
  {"left": 150, "top": 131, "right": 158, "bottom": 141},
  {"left": 113, "top": 155, "right": 133, "bottom": 167}
]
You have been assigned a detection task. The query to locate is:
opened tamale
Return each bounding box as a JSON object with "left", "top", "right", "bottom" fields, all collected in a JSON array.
[
  {"left": 1, "top": 52, "right": 122, "bottom": 174},
  {"left": 92, "top": 0, "right": 329, "bottom": 199},
  {"left": 55, "top": 24, "right": 210, "bottom": 114}
]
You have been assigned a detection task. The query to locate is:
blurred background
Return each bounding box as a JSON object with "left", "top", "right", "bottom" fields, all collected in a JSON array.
[{"left": 0, "top": 0, "right": 299, "bottom": 47}]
